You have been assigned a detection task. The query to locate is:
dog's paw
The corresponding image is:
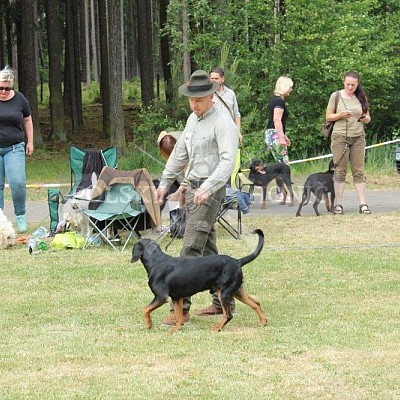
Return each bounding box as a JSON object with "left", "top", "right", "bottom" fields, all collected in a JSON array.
[
  {"left": 212, "top": 324, "right": 224, "bottom": 332},
  {"left": 171, "top": 326, "right": 183, "bottom": 334},
  {"left": 143, "top": 315, "right": 153, "bottom": 329}
]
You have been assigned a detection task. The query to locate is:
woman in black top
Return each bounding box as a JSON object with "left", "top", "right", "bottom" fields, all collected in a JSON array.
[
  {"left": 0, "top": 66, "right": 34, "bottom": 233},
  {"left": 264, "top": 76, "right": 293, "bottom": 164}
]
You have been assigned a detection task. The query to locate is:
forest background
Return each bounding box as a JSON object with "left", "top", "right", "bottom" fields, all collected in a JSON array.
[{"left": 1, "top": 0, "right": 399, "bottom": 167}]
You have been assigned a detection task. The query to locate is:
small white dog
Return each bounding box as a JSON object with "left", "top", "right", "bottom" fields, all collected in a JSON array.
[
  {"left": 0, "top": 209, "right": 16, "bottom": 250},
  {"left": 58, "top": 172, "right": 97, "bottom": 237}
]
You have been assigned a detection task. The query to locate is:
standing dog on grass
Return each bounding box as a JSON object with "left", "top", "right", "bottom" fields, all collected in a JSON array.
[
  {"left": 249, "top": 160, "right": 294, "bottom": 208},
  {"left": 296, "top": 161, "right": 335, "bottom": 217},
  {"left": 131, "top": 229, "right": 267, "bottom": 333}
]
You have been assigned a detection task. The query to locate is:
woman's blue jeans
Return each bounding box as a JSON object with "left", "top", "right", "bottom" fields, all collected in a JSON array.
[{"left": 0, "top": 142, "right": 27, "bottom": 216}]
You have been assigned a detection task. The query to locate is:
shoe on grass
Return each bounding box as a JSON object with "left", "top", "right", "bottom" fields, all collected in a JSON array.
[
  {"left": 161, "top": 312, "right": 190, "bottom": 327},
  {"left": 16, "top": 215, "right": 27, "bottom": 233},
  {"left": 195, "top": 304, "right": 223, "bottom": 316}
]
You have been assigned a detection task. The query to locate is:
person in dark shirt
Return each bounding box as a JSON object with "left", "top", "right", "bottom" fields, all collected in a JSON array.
[
  {"left": 0, "top": 66, "right": 34, "bottom": 233},
  {"left": 264, "top": 76, "right": 293, "bottom": 164},
  {"left": 264, "top": 76, "right": 293, "bottom": 201}
]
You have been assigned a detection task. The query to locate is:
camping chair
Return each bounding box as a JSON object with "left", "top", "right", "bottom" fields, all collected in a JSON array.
[
  {"left": 69, "top": 146, "right": 118, "bottom": 195},
  {"left": 215, "top": 149, "right": 254, "bottom": 239},
  {"left": 79, "top": 166, "right": 161, "bottom": 252},
  {"left": 47, "top": 146, "right": 118, "bottom": 234}
]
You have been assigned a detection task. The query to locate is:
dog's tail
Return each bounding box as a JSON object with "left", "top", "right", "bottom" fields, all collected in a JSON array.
[
  {"left": 239, "top": 229, "right": 264, "bottom": 267},
  {"left": 303, "top": 186, "right": 312, "bottom": 206}
]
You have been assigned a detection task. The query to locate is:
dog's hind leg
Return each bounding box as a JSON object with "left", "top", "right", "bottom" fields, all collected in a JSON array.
[
  {"left": 287, "top": 186, "right": 295, "bottom": 206},
  {"left": 323, "top": 192, "right": 330, "bottom": 212},
  {"left": 171, "top": 298, "right": 184, "bottom": 333},
  {"left": 283, "top": 179, "right": 295, "bottom": 206},
  {"left": 261, "top": 187, "right": 267, "bottom": 209},
  {"left": 296, "top": 194, "right": 306, "bottom": 217},
  {"left": 296, "top": 187, "right": 311, "bottom": 217},
  {"left": 143, "top": 297, "right": 168, "bottom": 329},
  {"left": 234, "top": 287, "right": 267, "bottom": 326},
  {"left": 312, "top": 190, "right": 323, "bottom": 216}
]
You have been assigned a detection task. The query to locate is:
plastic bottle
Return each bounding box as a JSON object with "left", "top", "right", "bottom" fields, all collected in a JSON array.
[
  {"left": 32, "top": 227, "right": 49, "bottom": 240},
  {"left": 27, "top": 237, "right": 36, "bottom": 254},
  {"left": 87, "top": 235, "right": 102, "bottom": 247}
]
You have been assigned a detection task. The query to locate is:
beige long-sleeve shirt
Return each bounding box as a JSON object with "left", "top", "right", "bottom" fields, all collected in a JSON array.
[{"left": 159, "top": 105, "right": 239, "bottom": 195}]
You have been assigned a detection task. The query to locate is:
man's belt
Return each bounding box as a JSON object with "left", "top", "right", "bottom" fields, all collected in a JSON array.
[{"left": 188, "top": 179, "right": 207, "bottom": 189}]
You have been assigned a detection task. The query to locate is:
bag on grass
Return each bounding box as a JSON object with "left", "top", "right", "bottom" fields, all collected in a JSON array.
[{"left": 51, "top": 231, "right": 85, "bottom": 250}]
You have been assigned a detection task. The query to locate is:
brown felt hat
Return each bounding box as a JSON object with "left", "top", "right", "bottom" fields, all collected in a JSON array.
[{"left": 178, "top": 70, "right": 218, "bottom": 97}]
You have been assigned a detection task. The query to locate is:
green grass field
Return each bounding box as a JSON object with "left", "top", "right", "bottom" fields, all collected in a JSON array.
[
  {"left": 2, "top": 212, "right": 400, "bottom": 399},
  {"left": 2, "top": 139, "right": 400, "bottom": 398}
]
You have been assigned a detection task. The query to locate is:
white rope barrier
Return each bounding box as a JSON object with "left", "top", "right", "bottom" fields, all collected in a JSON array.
[
  {"left": 289, "top": 138, "right": 400, "bottom": 165},
  {"left": 5, "top": 183, "right": 70, "bottom": 189},
  {"left": 5, "top": 138, "right": 399, "bottom": 189}
]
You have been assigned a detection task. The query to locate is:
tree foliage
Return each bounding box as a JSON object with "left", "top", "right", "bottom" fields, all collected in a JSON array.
[
  {"left": 165, "top": 0, "right": 400, "bottom": 160},
  {"left": 0, "top": 0, "right": 398, "bottom": 158}
]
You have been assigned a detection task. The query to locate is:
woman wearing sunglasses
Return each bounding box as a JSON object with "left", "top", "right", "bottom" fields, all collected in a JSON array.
[{"left": 0, "top": 65, "right": 34, "bottom": 233}]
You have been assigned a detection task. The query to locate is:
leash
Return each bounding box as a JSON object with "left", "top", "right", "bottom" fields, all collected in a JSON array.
[
  {"left": 333, "top": 106, "right": 350, "bottom": 170},
  {"left": 164, "top": 203, "right": 191, "bottom": 251},
  {"left": 333, "top": 142, "right": 349, "bottom": 169}
]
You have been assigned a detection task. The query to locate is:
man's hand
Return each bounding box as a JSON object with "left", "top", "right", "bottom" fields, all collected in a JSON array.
[
  {"left": 155, "top": 187, "right": 167, "bottom": 205},
  {"left": 193, "top": 187, "right": 209, "bottom": 204}
]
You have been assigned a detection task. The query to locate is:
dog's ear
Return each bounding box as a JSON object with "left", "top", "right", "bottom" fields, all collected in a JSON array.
[
  {"left": 131, "top": 239, "right": 161, "bottom": 263},
  {"left": 250, "top": 159, "right": 263, "bottom": 173},
  {"left": 131, "top": 242, "right": 144, "bottom": 263}
]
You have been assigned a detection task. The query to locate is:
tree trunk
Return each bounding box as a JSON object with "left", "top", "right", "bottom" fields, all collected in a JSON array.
[
  {"left": 17, "top": 0, "right": 43, "bottom": 146},
  {"left": 83, "top": 0, "right": 91, "bottom": 85},
  {"left": 64, "top": 0, "right": 84, "bottom": 135},
  {"left": 160, "top": 0, "right": 173, "bottom": 103},
  {"left": 0, "top": 2, "right": 4, "bottom": 66},
  {"left": 45, "top": 0, "right": 66, "bottom": 141},
  {"left": 136, "top": 0, "right": 155, "bottom": 106},
  {"left": 97, "top": 0, "right": 111, "bottom": 139},
  {"left": 90, "top": 0, "right": 99, "bottom": 82},
  {"left": 182, "top": 0, "right": 191, "bottom": 81},
  {"left": 125, "top": 0, "right": 138, "bottom": 80},
  {"left": 107, "top": 0, "right": 125, "bottom": 151},
  {"left": 72, "top": 0, "right": 84, "bottom": 129}
]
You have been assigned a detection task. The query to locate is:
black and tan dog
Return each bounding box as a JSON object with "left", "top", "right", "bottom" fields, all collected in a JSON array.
[
  {"left": 131, "top": 229, "right": 267, "bottom": 332},
  {"left": 296, "top": 160, "right": 335, "bottom": 217},
  {"left": 249, "top": 159, "right": 294, "bottom": 208}
]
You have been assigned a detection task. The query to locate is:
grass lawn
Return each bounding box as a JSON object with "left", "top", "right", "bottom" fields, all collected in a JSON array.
[{"left": 1, "top": 212, "right": 400, "bottom": 399}]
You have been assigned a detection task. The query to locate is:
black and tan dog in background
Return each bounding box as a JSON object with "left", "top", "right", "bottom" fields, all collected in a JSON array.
[
  {"left": 131, "top": 229, "right": 267, "bottom": 333},
  {"left": 296, "top": 160, "right": 335, "bottom": 216},
  {"left": 249, "top": 160, "right": 294, "bottom": 208}
]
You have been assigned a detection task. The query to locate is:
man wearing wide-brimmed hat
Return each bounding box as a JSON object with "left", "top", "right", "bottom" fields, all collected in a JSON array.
[{"left": 156, "top": 70, "right": 239, "bottom": 326}]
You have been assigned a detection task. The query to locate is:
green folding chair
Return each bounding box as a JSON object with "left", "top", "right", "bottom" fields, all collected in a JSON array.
[
  {"left": 48, "top": 146, "right": 118, "bottom": 235},
  {"left": 81, "top": 183, "right": 145, "bottom": 252}
]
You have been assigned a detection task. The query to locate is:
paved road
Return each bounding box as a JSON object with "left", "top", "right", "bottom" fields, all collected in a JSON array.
[{"left": 3, "top": 188, "right": 399, "bottom": 228}]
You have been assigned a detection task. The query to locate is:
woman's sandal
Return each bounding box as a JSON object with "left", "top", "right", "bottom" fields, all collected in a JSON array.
[
  {"left": 334, "top": 204, "right": 343, "bottom": 215},
  {"left": 359, "top": 204, "right": 372, "bottom": 214}
]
